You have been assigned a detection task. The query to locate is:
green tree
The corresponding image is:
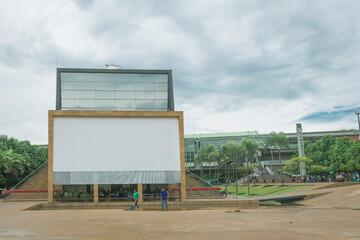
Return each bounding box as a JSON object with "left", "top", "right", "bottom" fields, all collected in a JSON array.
[
  {"left": 208, "top": 150, "right": 221, "bottom": 182},
  {"left": 308, "top": 165, "right": 328, "bottom": 175},
  {"left": 194, "top": 146, "right": 207, "bottom": 178},
  {"left": 283, "top": 157, "right": 328, "bottom": 176},
  {"left": 265, "top": 132, "right": 277, "bottom": 170},
  {"left": 305, "top": 135, "right": 335, "bottom": 166},
  {"left": 343, "top": 140, "right": 360, "bottom": 172},
  {"left": 242, "top": 138, "right": 260, "bottom": 195},
  {"left": 205, "top": 144, "right": 216, "bottom": 180},
  {"left": 220, "top": 142, "right": 245, "bottom": 183},
  {"left": 282, "top": 156, "right": 313, "bottom": 175},
  {"left": 0, "top": 149, "right": 26, "bottom": 189},
  {"left": 0, "top": 135, "right": 47, "bottom": 188},
  {"left": 194, "top": 144, "right": 217, "bottom": 179},
  {"left": 274, "top": 132, "right": 289, "bottom": 185},
  {"left": 328, "top": 137, "right": 353, "bottom": 173}
]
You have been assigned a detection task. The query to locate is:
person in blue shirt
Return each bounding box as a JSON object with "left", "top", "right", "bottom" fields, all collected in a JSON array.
[{"left": 161, "top": 189, "right": 168, "bottom": 211}]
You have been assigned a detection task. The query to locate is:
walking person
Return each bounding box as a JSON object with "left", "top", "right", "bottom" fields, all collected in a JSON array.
[
  {"left": 161, "top": 189, "right": 168, "bottom": 211},
  {"left": 133, "top": 189, "right": 140, "bottom": 209}
]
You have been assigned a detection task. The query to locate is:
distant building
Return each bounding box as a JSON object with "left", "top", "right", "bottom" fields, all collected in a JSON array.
[{"left": 185, "top": 129, "right": 360, "bottom": 168}]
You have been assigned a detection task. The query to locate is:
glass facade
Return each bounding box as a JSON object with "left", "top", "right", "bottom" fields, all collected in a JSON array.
[
  {"left": 57, "top": 70, "right": 173, "bottom": 111},
  {"left": 184, "top": 132, "right": 264, "bottom": 165}
]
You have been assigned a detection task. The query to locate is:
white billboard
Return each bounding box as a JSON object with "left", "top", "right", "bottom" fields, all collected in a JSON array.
[{"left": 53, "top": 117, "right": 181, "bottom": 172}]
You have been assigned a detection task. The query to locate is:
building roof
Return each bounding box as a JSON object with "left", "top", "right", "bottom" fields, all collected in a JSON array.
[
  {"left": 185, "top": 129, "right": 360, "bottom": 140},
  {"left": 185, "top": 131, "right": 259, "bottom": 139}
]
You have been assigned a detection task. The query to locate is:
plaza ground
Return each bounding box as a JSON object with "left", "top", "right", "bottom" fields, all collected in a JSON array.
[{"left": 1, "top": 183, "right": 359, "bottom": 240}]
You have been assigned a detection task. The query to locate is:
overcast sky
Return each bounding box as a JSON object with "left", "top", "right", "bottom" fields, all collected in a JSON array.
[{"left": 0, "top": 0, "right": 360, "bottom": 144}]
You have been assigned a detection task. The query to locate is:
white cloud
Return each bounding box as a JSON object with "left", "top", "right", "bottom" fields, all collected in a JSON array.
[{"left": 0, "top": 0, "right": 359, "bottom": 143}]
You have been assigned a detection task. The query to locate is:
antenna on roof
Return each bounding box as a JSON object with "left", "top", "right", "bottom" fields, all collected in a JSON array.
[{"left": 105, "top": 64, "right": 122, "bottom": 69}]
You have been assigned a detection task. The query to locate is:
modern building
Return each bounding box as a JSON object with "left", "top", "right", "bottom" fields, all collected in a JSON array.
[{"left": 48, "top": 68, "right": 186, "bottom": 204}]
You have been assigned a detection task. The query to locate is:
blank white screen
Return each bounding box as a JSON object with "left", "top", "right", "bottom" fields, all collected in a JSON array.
[{"left": 53, "top": 117, "right": 180, "bottom": 172}]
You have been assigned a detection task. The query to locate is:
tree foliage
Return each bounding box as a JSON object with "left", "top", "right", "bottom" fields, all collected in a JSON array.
[
  {"left": 301, "top": 135, "right": 360, "bottom": 173},
  {"left": 193, "top": 140, "right": 263, "bottom": 181},
  {"left": 0, "top": 135, "right": 48, "bottom": 189}
]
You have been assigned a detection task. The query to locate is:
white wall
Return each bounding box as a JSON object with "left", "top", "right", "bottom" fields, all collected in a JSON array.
[{"left": 53, "top": 117, "right": 181, "bottom": 172}]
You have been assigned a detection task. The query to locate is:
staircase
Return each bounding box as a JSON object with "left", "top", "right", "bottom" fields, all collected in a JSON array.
[
  {"left": 236, "top": 162, "right": 296, "bottom": 184},
  {"left": 185, "top": 171, "right": 223, "bottom": 199},
  {"left": 4, "top": 162, "right": 48, "bottom": 201}
]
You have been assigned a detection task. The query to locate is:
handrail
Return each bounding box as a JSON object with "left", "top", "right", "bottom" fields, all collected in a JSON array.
[
  {"left": 10, "top": 161, "right": 47, "bottom": 191},
  {"left": 185, "top": 170, "right": 215, "bottom": 188}
]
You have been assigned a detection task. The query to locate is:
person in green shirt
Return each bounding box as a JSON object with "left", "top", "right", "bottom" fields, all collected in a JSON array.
[{"left": 133, "top": 189, "right": 140, "bottom": 209}]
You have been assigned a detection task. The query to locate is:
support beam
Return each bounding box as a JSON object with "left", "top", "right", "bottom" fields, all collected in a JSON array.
[
  {"left": 179, "top": 113, "right": 187, "bottom": 201},
  {"left": 137, "top": 184, "right": 143, "bottom": 203},
  {"left": 94, "top": 184, "right": 99, "bottom": 203},
  {"left": 48, "top": 111, "right": 54, "bottom": 204}
]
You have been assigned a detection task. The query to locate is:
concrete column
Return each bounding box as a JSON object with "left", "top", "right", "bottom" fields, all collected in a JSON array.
[
  {"left": 179, "top": 112, "right": 187, "bottom": 202},
  {"left": 48, "top": 184, "right": 54, "bottom": 204},
  {"left": 180, "top": 182, "right": 187, "bottom": 202},
  {"left": 137, "top": 184, "right": 143, "bottom": 203},
  {"left": 48, "top": 110, "right": 54, "bottom": 204},
  {"left": 94, "top": 184, "right": 99, "bottom": 203}
]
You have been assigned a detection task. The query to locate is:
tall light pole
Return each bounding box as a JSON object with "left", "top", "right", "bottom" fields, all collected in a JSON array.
[
  {"left": 356, "top": 112, "right": 360, "bottom": 140},
  {"left": 297, "top": 123, "right": 306, "bottom": 177},
  {"left": 356, "top": 112, "right": 360, "bottom": 130}
]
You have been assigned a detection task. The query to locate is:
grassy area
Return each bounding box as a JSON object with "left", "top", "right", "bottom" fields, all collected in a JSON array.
[{"left": 220, "top": 185, "right": 311, "bottom": 197}]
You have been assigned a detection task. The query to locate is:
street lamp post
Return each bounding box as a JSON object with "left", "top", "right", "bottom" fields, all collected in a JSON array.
[{"left": 356, "top": 112, "right": 360, "bottom": 130}]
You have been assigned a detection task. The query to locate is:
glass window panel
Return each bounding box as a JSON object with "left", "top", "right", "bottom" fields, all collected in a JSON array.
[
  {"left": 75, "top": 73, "right": 95, "bottom": 82},
  {"left": 116, "top": 91, "right": 135, "bottom": 99},
  {"left": 134, "top": 74, "right": 155, "bottom": 83},
  {"left": 95, "top": 99, "right": 115, "bottom": 108},
  {"left": 116, "top": 108, "right": 133, "bottom": 111},
  {"left": 135, "top": 108, "right": 166, "bottom": 111},
  {"left": 155, "top": 100, "right": 168, "bottom": 108},
  {"left": 112, "top": 74, "right": 138, "bottom": 83},
  {"left": 96, "top": 91, "right": 116, "bottom": 99},
  {"left": 134, "top": 74, "right": 168, "bottom": 83},
  {"left": 62, "top": 99, "right": 75, "bottom": 108},
  {"left": 154, "top": 83, "right": 168, "bottom": 91},
  {"left": 94, "top": 73, "right": 117, "bottom": 82},
  {"left": 61, "top": 73, "right": 75, "bottom": 82},
  {"left": 135, "top": 82, "right": 154, "bottom": 91},
  {"left": 116, "top": 100, "right": 135, "bottom": 108},
  {"left": 116, "top": 82, "right": 135, "bottom": 91},
  {"left": 75, "top": 99, "right": 95, "bottom": 108},
  {"left": 155, "top": 92, "right": 168, "bottom": 99},
  {"left": 96, "top": 82, "right": 116, "bottom": 90},
  {"left": 135, "top": 91, "right": 154, "bottom": 99},
  {"left": 154, "top": 74, "right": 168, "bottom": 83},
  {"left": 75, "top": 82, "right": 96, "bottom": 90},
  {"left": 61, "top": 90, "right": 76, "bottom": 98},
  {"left": 61, "top": 81, "right": 75, "bottom": 90},
  {"left": 74, "top": 91, "right": 95, "bottom": 99},
  {"left": 135, "top": 100, "right": 156, "bottom": 108}
]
